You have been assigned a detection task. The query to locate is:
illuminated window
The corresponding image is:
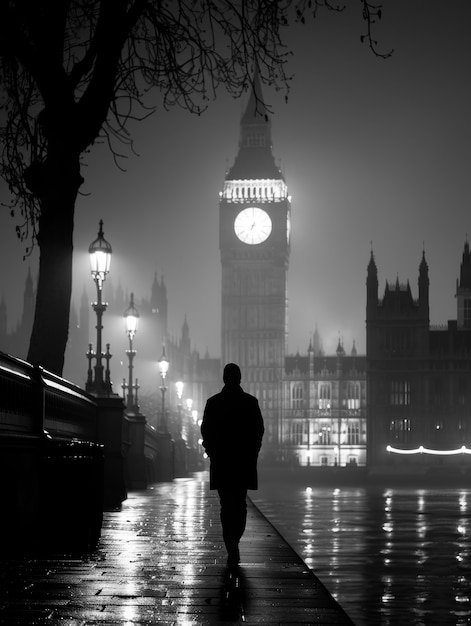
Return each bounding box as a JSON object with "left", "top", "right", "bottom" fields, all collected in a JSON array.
[
  {"left": 347, "top": 382, "right": 360, "bottom": 410},
  {"left": 319, "top": 424, "right": 331, "bottom": 445},
  {"left": 390, "top": 380, "right": 410, "bottom": 405},
  {"left": 291, "top": 384, "right": 303, "bottom": 410},
  {"left": 319, "top": 384, "right": 331, "bottom": 410},
  {"left": 390, "top": 418, "right": 411, "bottom": 444},
  {"left": 291, "top": 421, "right": 307, "bottom": 445},
  {"left": 347, "top": 421, "right": 360, "bottom": 445}
]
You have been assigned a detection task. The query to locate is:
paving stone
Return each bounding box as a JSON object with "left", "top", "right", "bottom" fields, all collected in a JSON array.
[{"left": 0, "top": 472, "right": 353, "bottom": 625}]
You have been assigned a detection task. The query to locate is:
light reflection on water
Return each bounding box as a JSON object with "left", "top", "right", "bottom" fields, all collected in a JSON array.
[{"left": 251, "top": 480, "right": 471, "bottom": 625}]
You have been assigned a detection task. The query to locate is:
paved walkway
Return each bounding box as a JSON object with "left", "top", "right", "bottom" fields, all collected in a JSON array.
[{"left": 0, "top": 472, "right": 354, "bottom": 625}]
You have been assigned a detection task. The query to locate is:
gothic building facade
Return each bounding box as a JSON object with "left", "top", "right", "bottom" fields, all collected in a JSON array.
[
  {"left": 281, "top": 339, "right": 367, "bottom": 467},
  {"left": 366, "top": 244, "right": 471, "bottom": 475},
  {"left": 0, "top": 268, "right": 35, "bottom": 360}
]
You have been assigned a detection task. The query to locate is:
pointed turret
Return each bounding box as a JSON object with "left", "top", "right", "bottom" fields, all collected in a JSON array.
[
  {"left": 181, "top": 315, "right": 191, "bottom": 355},
  {"left": 312, "top": 325, "right": 323, "bottom": 357},
  {"left": 336, "top": 337, "right": 345, "bottom": 357},
  {"left": 150, "top": 272, "right": 168, "bottom": 348},
  {"left": 457, "top": 239, "right": 471, "bottom": 328},
  {"left": 366, "top": 249, "right": 378, "bottom": 318},
  {"left": 226, "top": 71, "right": 282, "bottom": 181},
  {"left": 459, "top": 239, "right": 471, "bottom": 289},
  {"left": 22, "top": 267, "right": 35, "bottom": 331},
  {"left": 418, "top": 250, "right": 429, "bottom": 317}
]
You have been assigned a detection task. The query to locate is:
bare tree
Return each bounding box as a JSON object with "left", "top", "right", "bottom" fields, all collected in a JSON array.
[{"left": 0, "top": 0, "right": 390, "bottom": 376}]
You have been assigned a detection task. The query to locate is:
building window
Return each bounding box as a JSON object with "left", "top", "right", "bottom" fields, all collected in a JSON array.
[
  {"left": 291, "top": 421, "right": 307, "bottom": 445},
  {"left": 347, "top": 382, "right": 360, "bottom": 410},
  {"left": 390, "top": 418, "right": 411, "bottom": 445},
  {"left": 319, "top": 383, "right": 331, "bottom": 410},
  {"left": 465, "top": 299, "right": 471, "bottom": 329},
  {"left": 347, "top": 421, "right": 360, "bottom": 445},
  {"left": 390, "top": 380, "right": 411, "bottom": 405},
  {"left": 291, "top": 384, "right": 304, "bottom": 410},
  {"left": 319, "top": 424, "right": 331, "bottom": 445}
]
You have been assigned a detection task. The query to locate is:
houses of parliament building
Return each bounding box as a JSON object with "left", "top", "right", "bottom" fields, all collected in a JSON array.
[{"left": 2, "top": 74, "right": 471, "bottom": 475}]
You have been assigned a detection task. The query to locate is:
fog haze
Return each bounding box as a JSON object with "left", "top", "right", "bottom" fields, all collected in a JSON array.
[{"left": 1, "top": 1, "right": 470, "bottom": 371}]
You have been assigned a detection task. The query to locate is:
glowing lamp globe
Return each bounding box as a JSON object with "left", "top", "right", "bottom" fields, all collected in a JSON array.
[
  {"left": 159, "top": 347, "right": 169, "bottom": 380},
  {"left": 124, "top": 293, "right": 139, "bottom": 340},
  {"left": 176, "top": 381, "right": 184, "bottom": 400},
  {"left": 89, "top": 220, "right": 112, "bottom": 283}
]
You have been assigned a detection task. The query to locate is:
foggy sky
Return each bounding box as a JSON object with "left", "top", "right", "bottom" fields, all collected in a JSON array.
[{"left": 1, "top": 1, "right": 471, "bottom": 374}]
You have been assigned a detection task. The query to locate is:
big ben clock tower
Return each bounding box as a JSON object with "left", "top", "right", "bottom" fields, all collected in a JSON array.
[{"left": 219, "top": 72, "right": 291, "bottom": 455}]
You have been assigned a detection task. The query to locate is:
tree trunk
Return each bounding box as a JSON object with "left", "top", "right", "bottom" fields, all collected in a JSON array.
[{"left": 27, "top": 154, "right": 83, "bottom": 376}]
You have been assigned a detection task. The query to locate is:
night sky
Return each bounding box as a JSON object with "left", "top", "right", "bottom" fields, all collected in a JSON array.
[{"left": 1, "top": 1, "right": 471, "bottom": 378}]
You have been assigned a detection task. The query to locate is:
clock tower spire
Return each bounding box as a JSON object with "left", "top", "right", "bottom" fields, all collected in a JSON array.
[{"left": 219, "top": 71, "right": 291, "bottom": 454}]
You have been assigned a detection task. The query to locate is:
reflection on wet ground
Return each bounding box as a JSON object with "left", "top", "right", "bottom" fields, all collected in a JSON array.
[
  {"left": 252, "top": 478, "right": 471, "bottom": 625},
  {"left": 0, "top": 474, "right": 352, "bottom": 624}
]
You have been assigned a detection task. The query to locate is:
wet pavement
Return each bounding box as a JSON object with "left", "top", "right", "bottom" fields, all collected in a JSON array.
[{"left": 0, "top": 472, "right": 353, "bottom": 625}]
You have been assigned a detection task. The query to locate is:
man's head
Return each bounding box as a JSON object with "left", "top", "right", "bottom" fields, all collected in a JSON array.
[{"left": 223, "top": 363, "right": 241, "bottom": 386}]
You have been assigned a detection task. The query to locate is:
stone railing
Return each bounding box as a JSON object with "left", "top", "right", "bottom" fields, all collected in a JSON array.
[{"left": 0, "top": 352, "right": 113, "bottom": 552}]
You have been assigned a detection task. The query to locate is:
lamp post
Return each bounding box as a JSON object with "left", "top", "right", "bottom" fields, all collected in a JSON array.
[
  {"left": 158, "top": 346, "right": 169, "bottom": 432},
  {"left": 176, "top": 380, "right": 184, "bottom": 438},
  {"left": 86, "top": 220, "right": 112, "bottom": 394},
  {"left": 123, "top": 293, "right": 140, "bottom": 412}
]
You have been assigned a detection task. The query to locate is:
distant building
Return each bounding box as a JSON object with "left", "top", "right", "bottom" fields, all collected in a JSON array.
[
  {"left": 366, "top": 243, "right": 471, "bottom": 475},
  {"left": 0, "top": 267, "right": 35, "bottom": 359},
  {"left": 281, "top": 337, "right": 367, "bottom": 467}
]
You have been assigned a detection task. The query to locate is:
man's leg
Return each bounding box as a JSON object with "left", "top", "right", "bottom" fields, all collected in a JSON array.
[{"left": 217, "top": 488, "right": 247, "bottom": 565}]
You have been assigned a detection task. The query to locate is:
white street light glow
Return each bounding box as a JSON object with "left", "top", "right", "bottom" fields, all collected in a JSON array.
[{"left": 387, "top": 445, "right": 471, "bottom": 456}]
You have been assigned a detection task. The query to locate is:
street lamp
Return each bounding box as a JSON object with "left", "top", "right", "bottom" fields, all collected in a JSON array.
[
  {"left": 176, "top": 381, "right": 184, "bottom": 439},
  {"left": 86, "top": 220, "right": 112, "bottom": 394},
  {"left": 176, "top": 381, "right": 184, "bottom": 403},
  {"left": 123, "top": 293, "right": 140, "bottom": 412},
  {"left": 158, "top": 346, "right": 169, "bottom": 432}
]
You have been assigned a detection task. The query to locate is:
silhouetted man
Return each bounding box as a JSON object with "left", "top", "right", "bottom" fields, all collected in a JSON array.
[{"left": 201, "top": 363, "right": 264, "bottom": 567}]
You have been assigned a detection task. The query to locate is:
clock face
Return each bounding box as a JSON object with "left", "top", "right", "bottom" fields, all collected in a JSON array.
[{"left": 234, "top": 207, "right": 272, "bottom": 245}]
